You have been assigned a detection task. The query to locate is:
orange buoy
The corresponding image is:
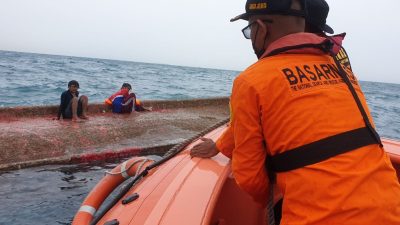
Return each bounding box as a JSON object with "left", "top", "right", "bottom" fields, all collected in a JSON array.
[{"left": 72, "top": 157, "right": 153, "bottom": 225}]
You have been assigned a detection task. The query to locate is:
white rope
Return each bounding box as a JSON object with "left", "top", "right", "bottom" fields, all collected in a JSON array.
[
  {"left": 104, "top": 158, "right": 148, "bottom": 177},
  {"left": 134, "top": 159, "right": 149, "bottom": 177}
]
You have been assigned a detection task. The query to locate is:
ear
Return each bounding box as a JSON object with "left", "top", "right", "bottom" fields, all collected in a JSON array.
[{"left": 256, "top": 19, "right": 268, "bottom": 34}]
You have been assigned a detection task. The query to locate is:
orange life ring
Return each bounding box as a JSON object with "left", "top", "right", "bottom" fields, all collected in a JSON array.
[{"left": 72, "top": 157, "right": 154, "bottom": 225}]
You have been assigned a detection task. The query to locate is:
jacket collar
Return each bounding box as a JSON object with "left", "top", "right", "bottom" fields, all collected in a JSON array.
[{"left": 260, "top": 32, "right": 346, "bottom": 59}]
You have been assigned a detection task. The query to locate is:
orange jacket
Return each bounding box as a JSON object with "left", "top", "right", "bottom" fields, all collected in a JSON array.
[
  {"left": 216, "top": 102, "right": 235, "bottom": 158},
  {"left": 216, "top": 125, "right": 234, "bottom": 158},
  {"left": 216, "top": 33, "right": 352, "bottom": 159},
  {"left": 228, "top": 33, "right": 400, "bottom": 225}
]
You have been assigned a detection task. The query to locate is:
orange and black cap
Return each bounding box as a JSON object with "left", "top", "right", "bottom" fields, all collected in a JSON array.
[{"left": 230, "top": 0, "right": 306, "bottom": 22}]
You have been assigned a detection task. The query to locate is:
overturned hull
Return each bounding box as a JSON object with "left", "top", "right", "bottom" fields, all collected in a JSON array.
[{"left": 0, "top": 98, "right": 229, "bottom": 171}]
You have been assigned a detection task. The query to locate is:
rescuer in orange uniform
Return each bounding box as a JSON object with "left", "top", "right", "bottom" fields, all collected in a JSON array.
[
  {"left": 191, "top": 0, "right": 400, "bottom": 224},
  {"left": 191, "top": 0, "right": 350, "bottom": 160}
]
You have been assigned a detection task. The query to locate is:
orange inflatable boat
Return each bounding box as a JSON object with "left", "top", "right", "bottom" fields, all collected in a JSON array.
[{"left": 72, "top": 122, "right": 400, "bottom": 225}]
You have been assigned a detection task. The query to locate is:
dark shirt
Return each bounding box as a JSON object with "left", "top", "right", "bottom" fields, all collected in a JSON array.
[{"left": 57, "top": 90, "right": 79, "bottom": 119}]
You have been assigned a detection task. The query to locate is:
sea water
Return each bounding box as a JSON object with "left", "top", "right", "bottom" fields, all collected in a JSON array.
[
  {"left": 0, "top": 50, "right": 399, "bottom": 225},
  {"left": 0, "top": 50, "right": 399, "bottom": 139},
  {"left": 0, "top": 50, "right": 235, "bottom": 107}
]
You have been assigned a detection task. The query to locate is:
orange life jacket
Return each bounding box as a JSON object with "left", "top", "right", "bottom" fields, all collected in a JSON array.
[
  {"left": 228, "top": 33, "right": 400, "bottom": 225},
  {"left": 216, "top": 33, "right": 354, "bottom": 158}
]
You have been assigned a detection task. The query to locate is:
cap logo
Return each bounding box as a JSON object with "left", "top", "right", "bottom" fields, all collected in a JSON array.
[{"left": 249, "top": 3, "right": 268, "bottom": 10}]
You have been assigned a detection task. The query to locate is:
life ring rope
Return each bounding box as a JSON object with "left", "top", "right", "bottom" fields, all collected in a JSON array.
[{"left": 104, "top": 158, "right": 150, "bottom": 178}]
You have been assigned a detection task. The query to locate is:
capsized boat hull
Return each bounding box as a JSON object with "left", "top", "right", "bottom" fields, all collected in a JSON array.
[
  {"left": 88, "top": 125, "right": 400, "bottom": 225},
  {"left": 0, "top": 97, "right": 229, "bottom": 171}
]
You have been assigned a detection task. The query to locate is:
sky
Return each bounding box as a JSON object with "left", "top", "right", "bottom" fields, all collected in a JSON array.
[{"left": 0, "top": 0, "right": 399, "bottom": 84}]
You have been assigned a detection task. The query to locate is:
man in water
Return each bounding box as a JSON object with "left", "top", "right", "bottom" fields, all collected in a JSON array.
[
  {"left": 191, "top": 0, "right": 400, "bottom": 224},
  {"left": 57, "top": 80, "right": 89, "bottom": 121}
]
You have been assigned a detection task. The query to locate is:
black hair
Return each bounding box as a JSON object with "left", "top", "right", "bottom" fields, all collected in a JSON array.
[
  {"left": 121, "top": 83, "right": 132, "bottom": 90},
  {"left": 68, "top": 80, "right": 79, "bottom": 88}
]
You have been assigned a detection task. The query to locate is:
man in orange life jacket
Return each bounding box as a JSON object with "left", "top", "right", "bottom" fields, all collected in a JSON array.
[
  {"left": 191, "top": 0, "right": 400, "bottom": 224},
  {"left": 191, "top": 0, "right": 352, "bottom": 162},
  {"left": 105, "top": 83, "right": 150, "bottom": 113},
  {"left": 106, "top": 83, "right": 137, "bottom": 113},
  {"left": 191, "top": 0, "right": 346, "bottom": 159},
  {"left": 304, "top": 0, "right": 353, "bottom": 72}
]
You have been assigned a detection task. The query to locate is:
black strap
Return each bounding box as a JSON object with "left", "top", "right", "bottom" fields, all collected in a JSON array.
[
  {"left": 263, "top": 40, "right": 382, "bottom": 173},
  {"left": 330, "top": 55, "right": 382, "bottom": 147},
  {"left": 269, "top": 127, "right": 378, "bottom": 172},
  {"left": 266, "top": 38, "right": 380, "bottom": 146}
]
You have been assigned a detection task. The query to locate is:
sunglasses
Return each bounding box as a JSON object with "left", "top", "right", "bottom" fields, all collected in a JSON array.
[{"left": 241, "top": 19, "right": 273, "bottom": 39}]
